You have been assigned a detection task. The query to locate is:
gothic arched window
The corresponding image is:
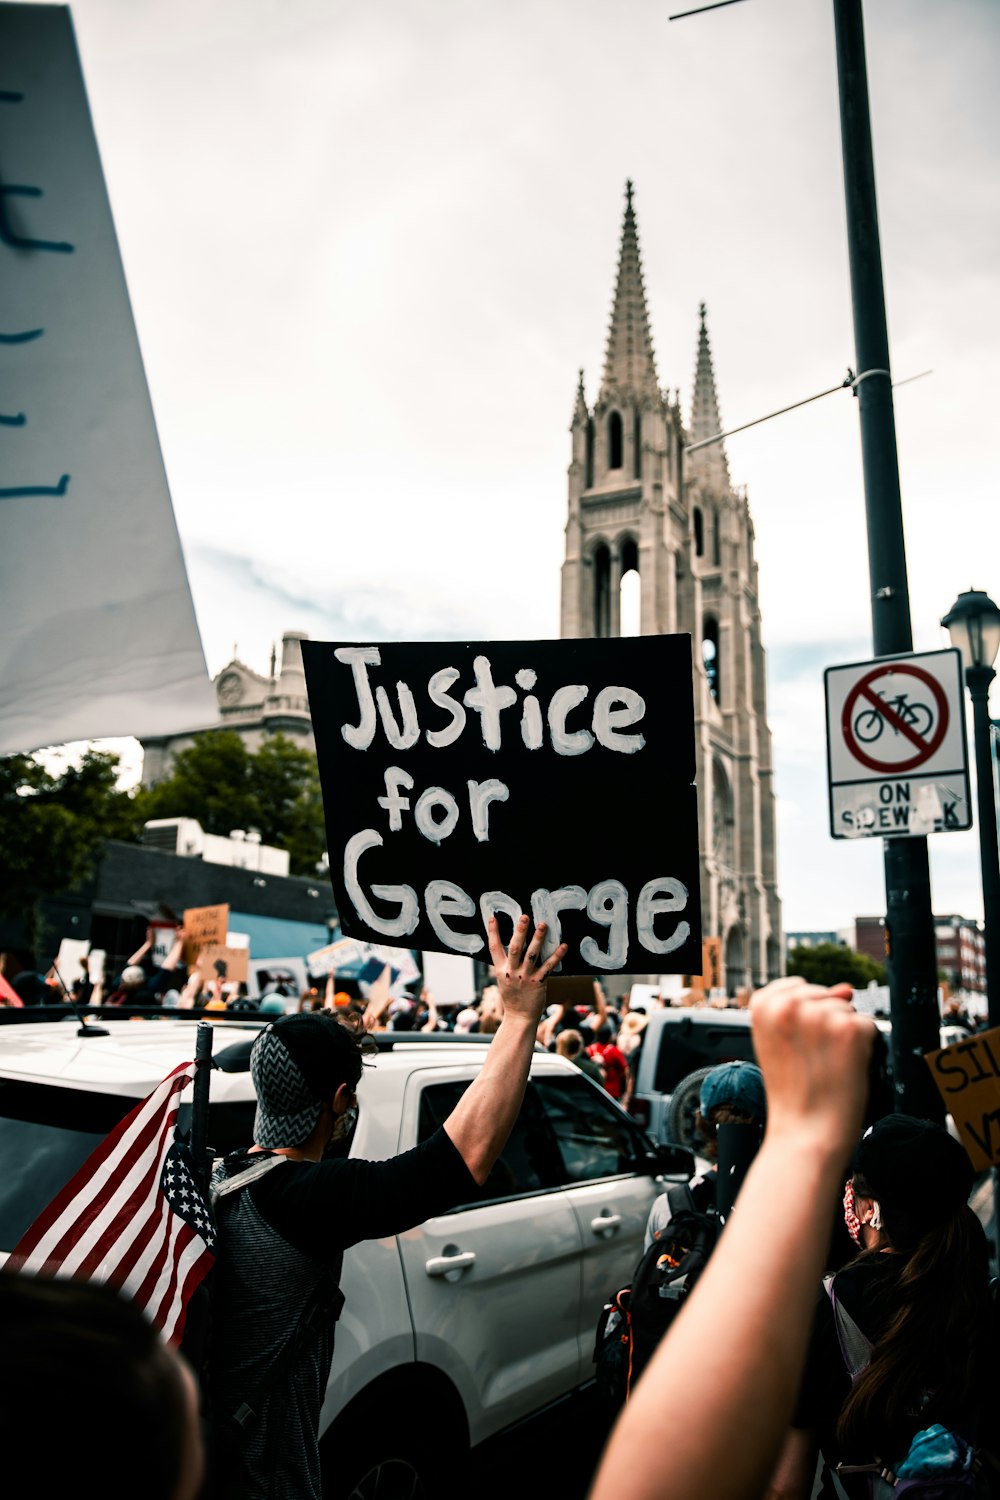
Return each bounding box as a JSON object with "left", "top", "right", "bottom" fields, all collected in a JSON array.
[
  {"left": 608, "top": 411, "right": 623, "bottom": 470},
  {"left": 712, "top": 508, "right": 721, "bottom": 566},
  {"left": 585, "top": 417, "right": 595, "bottom": 489},
  {"left": 593, "top": 543, "right": 611, "bottom": 637},
  {"left": 633, "top": 410, "right": 642, "bottom": 479},
  {"left": 620, "top": 535, "right": 640, "bottom": 636},
  {"left": 693, "top": 506, "right": 704, "bottom": 557},
  {"left": 703, "top": 616, "right": 720, "bottom": 703}
]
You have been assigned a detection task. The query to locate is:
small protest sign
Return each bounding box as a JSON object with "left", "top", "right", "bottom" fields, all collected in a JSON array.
[
  {"left": 183, "top": 905, "right": 229, "bottom": 966},
  {"left": 195, "top": 944, "right": 249, "bottom": 986},
  {"left": 925, "top": 1027, "right": 1000, "bottom": 1171},
  {"left": 302, "top": 637, "right": 701, "bottom": 975}
]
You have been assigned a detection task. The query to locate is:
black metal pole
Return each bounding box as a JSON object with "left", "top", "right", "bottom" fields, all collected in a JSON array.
[
  {"left": 967, "top": 667, "right": 1000, "bottom": 1029},
  {"left": 191, "top": 1021, "right": 215, "bottom": 1198},
  {"left": 833, "top": 0, "right": 942, "bottom": 1121},
  {"left": 966, "top": 667, "right": 1000, "bottom": 1271}
]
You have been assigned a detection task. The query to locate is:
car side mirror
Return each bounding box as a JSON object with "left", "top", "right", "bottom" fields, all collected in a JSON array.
[{"left": 646, "top": 1142, "right": 695, "bottom": 1180}]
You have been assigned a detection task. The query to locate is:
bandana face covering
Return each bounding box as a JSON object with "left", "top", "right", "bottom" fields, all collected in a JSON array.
[{"left": 843, "top": 1179, "right": 863, "bottom": 1245}]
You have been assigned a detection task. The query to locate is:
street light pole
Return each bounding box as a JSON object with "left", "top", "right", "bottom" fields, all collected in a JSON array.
[
  {"left": 943, "top": 588, "right": 1000, "bottom": 1268},
  {"left": 833, "top": 0, "right": 942, "bottom": 1119},
  {"left": 968, "top": 668, "right": 1000, "bottom": 1029}
]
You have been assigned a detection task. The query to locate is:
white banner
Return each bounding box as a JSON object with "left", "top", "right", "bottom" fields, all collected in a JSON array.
[{"left": 0, "top": 6, "right": 215, "bottom": 754}]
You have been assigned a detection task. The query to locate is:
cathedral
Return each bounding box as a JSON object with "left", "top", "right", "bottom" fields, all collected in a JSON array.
[{"left": 560, "top": 183, "right": 782, "bottom": 993}]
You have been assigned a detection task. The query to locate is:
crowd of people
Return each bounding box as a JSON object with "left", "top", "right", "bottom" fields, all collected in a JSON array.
[{"left": 1, "top": 913, "right": 996, "bottom": 1500}]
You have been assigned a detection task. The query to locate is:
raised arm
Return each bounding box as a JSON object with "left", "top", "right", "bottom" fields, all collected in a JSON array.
[
  {"left": 126, "top": 927, "right": 154, "bottom": 966},
  {"left": 444, "top": 916, "right": 566, "bottom": 1184},
  {"left": 590, "top": 977, "right": 873, "bottom": 1500},
  {"left": 419, "top": 987, "right": 439, "bottom": 1032},
  {"left": 160, "top": 928, "right": 186, "bottom": 973}
]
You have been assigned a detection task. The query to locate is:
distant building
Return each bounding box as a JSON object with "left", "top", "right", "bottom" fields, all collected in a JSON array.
[
  {"left": 561, "top": 183, "right": 782, "bottom": 992},
  {"left": 141, "top": 630, "right": 313, "bottom": 785},
  {"left": 856, "top": 913, "right": 985, "bottom": 994},
  {"left": 933, "top": 915, "right": 986, "bottom": 995},
  {"left": 785, "top": 930, "right": 850, "bottom": 959}
]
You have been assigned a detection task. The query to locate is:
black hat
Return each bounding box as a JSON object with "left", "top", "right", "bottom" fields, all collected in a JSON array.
[
  {"left": 250, "top": 1012, "right": 362, "bottom": 1148},
  {"left": 854, "top": 1114, "right": 975, "bottom": 1241}
]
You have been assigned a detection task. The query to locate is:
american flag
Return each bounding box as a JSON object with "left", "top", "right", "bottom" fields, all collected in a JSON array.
[{"left": 8, "top": 1059, "right": 216, "bottom": 1345}]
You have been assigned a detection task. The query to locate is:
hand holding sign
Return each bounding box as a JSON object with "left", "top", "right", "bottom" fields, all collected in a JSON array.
[{"left": 488, "top": 916, "right": 568, "bottom": 1028}]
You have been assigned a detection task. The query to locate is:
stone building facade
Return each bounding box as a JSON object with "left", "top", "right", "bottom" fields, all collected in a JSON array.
[
  {"left": 560, "top": 184, "right": 782, "bottom": 992},
  {"left": 140, "top": 630, "right": 314, "bottom": 786}
]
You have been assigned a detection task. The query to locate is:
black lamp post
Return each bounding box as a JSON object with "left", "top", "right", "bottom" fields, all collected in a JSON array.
[
  {"left": 941, "top": 590, "right": 1000, "bottom": 1031},
  {"left": 942, "top": 589, "right": 1000, "bottom": 1271}
]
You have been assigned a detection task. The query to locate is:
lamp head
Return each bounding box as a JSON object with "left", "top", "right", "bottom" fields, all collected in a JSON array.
[{"left": 941, "top": 589, "right": 1000, "bottom": 673}]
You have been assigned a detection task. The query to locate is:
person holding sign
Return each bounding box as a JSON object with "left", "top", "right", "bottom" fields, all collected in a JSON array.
[{"left": 210, "top": 915, "right": 566, "bottom": 1500}]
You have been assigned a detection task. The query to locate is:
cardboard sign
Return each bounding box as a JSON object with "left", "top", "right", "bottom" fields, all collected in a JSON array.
[
  {"left": 924, "top": 1027, "right": 1000, "bottom": 1171},
  {"left": 302, "top": 637, "right": 701, "bottom": 975},
  {"left": 183, "top": 905, "right": 230, "bottom": 965},
  {"left": 548, "top": 975, "right": 599, "bottom": 1009},
  {"left": 194, "top": 944, "right": 249, "bottom": 986}
]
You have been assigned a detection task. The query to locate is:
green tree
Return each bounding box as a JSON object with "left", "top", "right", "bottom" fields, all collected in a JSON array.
[
  {"left": 1, "top": 750, "right": 141, "bottom": 939},
  {"left": 787, "top": 941, "right": 885, "bottom": 988},
  {"left": 133, "top": 731, "right": 326, "bottom": 877}
]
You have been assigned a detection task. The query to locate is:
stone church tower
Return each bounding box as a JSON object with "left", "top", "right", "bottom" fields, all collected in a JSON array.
[{"left": 560, "top": 183, "right": 782, "bottom": 992}]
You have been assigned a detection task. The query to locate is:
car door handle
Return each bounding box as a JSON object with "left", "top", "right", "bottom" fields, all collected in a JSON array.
[
  {"left": 590, "top": 1214, "right": 622, "bottom": 1234},
  {"left": 425, "top": 1250, "right": 477, "bottom": 1277}
]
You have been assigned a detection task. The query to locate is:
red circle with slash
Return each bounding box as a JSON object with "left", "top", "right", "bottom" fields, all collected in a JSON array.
[{"left": 841, "top": 664, "right": 949, "bottom": 773}]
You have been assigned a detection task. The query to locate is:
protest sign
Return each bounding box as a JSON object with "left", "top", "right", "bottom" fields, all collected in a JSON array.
[
  {"left": 251, "top": 958, "right": 309, "bottom": 1003},
  {"left": 925, "top": 1026, "right": 1000, "bottom": 1171},
  {"left": 0, "top": 7, "right": 214, "bottom": 754},
  {"left": 183, "top": 905, "right": 229, "bottom": 965},
  {"left": 195, "top": 944, "right": 249, "bottom": 986},
  {"left": 302, "top": 636, "right": 701, "bottom": 975},
  {"left": 55, "top": 937, "right": 89, "bottom": 982}
]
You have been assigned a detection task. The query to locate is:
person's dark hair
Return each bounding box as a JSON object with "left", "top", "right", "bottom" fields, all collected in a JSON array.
[
  {"left": 695, "top": 1102, "right": 759, "bottom": 1162},
  {"left": 836, "top": 1179, "right": 990, "bottom": 1460},
  {"left": 0, "top": 1273, "right": 194, "bottom": 1499}
]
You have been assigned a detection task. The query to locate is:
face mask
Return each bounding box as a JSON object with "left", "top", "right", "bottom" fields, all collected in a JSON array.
[
  {"left": 328, "top": 1104, "right": 358, "bottom": 1145},
  {"left": 843, "top": 1180, "right": 863, "bottom": 1246}
]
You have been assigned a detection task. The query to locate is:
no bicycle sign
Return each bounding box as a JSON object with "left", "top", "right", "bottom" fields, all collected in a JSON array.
[{"left": 825, "top": 649, "right": 971, "bottom": 840}]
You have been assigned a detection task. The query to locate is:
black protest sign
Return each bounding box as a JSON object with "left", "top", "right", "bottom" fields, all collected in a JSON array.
[
  {"left": 925, "top": 1027, "right": 1000, "bottom": 1172},
  {"left": 302, "top": 636, "right": 702, "bottom": 976}
]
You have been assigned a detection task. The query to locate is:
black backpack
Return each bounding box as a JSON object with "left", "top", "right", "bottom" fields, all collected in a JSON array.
[{"left": 593, "top": 1183, "right": 720, "bottom": 1408}]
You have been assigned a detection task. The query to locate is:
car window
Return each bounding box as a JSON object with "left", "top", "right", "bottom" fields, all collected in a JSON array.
[
  {"left": 0, "top": 1080, "right": 256, "bottom": 1248},
  {"left": 650, "top": 1020, "right": 756, "bottom": 1095},
  {"left": 532, "top": 1074, "right": 646, "bottom": 1182},
  {"left": 417, "top": 1080, "right": 565, "bottom": 1206}
]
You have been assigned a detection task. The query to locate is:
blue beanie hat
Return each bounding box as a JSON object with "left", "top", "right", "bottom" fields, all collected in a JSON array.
[{"left": 699, "top": 1061, "right": 766, "bottom": 1124}]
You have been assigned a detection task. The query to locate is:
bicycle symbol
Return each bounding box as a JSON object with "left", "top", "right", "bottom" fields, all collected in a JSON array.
[{"left": 852, "top": 692, "right": 933, "bottom": 745}]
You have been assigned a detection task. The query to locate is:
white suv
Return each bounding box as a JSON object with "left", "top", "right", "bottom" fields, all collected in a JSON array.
[{"left": 0, "top": 1015, "right": 692, "bottom": 1498}]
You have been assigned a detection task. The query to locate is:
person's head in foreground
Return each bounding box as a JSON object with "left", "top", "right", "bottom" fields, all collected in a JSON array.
[
  {"left": 250, "top": 1010, "right": 367, "bottom": 1151},
  {"left": 0, "top": 1272, "right": 203, "bottom": 1500},
  {"left": 838, "top": 1113, "right": 989, "bottom": 1460},
  {"left": 695, "top": 1060, "right": 766, "bottom": 1161}
]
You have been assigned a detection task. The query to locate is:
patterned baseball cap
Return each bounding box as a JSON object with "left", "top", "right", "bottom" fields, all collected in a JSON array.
[{"left": 250, "top": 1012, "right": 363, "bottom": 1148}]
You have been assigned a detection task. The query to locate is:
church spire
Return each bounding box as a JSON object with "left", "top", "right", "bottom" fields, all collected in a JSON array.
[
  {"left": 600, "top": 181, "right": 659, "bottom": 402},
  {"left": 572, "top": 368, "right": 588, "bottom": 425},
  {"left": 688, "top": 302, "right": 730, "bottom": 490}
]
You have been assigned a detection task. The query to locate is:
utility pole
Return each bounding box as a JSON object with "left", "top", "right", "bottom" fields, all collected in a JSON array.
[{"left": 833, "top": 0, "right": 942, "bottom": 1120}]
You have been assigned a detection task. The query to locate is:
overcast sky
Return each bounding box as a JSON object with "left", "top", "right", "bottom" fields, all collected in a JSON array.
[{"left": 43, "top": 0, "right": 999, "bottom": 933}]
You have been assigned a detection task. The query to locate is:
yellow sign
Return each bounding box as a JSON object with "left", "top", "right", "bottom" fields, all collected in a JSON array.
[{"left": 925, "top": 1026, "right": 1000, "bottom": 1172}]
